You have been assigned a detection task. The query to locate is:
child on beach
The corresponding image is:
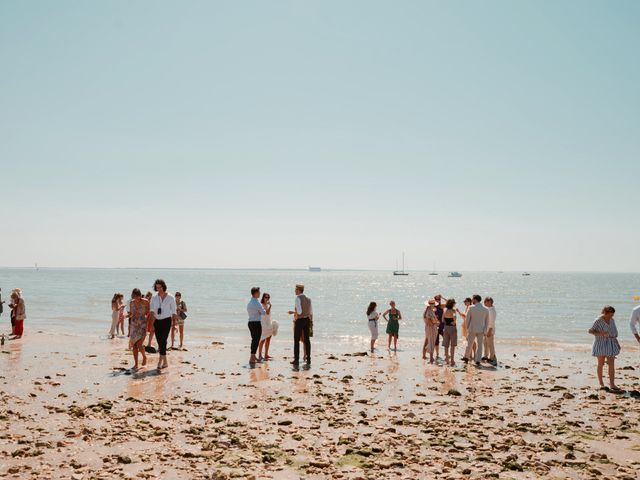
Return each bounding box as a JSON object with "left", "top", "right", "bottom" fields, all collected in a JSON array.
[
  {"left": 382, "top": 301, "right": 402, "bottom": 351},
  {"left": 109, "top": 293, "right": 124, "bottom": 339},
  {"left": 588, "top": 305, "right": 621, "bottom": 392},
  {"left": 367, "top": 302, "right": 380, "bottom": 353}
]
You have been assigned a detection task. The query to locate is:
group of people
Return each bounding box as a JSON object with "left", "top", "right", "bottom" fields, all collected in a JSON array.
[
  {"left": 366, "top": 294, "right": 497, "bottom": 367},
  {"left": 109, "top": 279, "right": 187, "bottom": 371},
  {"left": 0, "top": 287, "right": 26, "bottom": 341},
  {"left": 247, "top": 284, "right": 312, "bottom": 367}
]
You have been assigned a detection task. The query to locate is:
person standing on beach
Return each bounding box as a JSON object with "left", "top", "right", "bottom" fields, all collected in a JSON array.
[
  {"left": 630, "top": 303, "right": 640, "bottom": 344},
  {"left": 589, "top": 305, "right": 621, "bottom": 392},
  {"left": 9, "top": 289, "right": 25, "bottom": 339},
  {"left": 288, "top": 284, "right": 312, "bottom": 367},
  {"left": 442, "top": 299, "right": 458, "bottom": 367},
  {"left": 457, "top": 297, "right": 475, "bottom": 360},
  {"left": 128, "top": 288, "right": 149, "bottom": 370},
  {"left": 172, "top": 292, "right": 187, "bottom": 350},
  {"left": 150, "top": 279, "right": 177, "bottom": 370},
  {"left": 144, "top": 291, "right": 155, "bottom": 351},
  {"left": 383, "top": 300, "right": 402, "bottom": 351},
  {"left": 247, "top": 287, "right": 265, "bottom": 365},
  {"left": 463, "top": 295, "right": 489, "bottom": 366},
  {"left": 367, "top": 302, "right": 380, "bottom": 353},
  {"left": 422, "top": 299, "right": 439, "bottom": 363},
  {"left": 109, "top": 293, "right": 124, "bottom": 339},
  {"left": 434, "top": 294, "right": 445, "bottom": 360},
  {"left": 258, "top": 293, "right": 275, "bottom": 361},
  {"left": 483, "top": 297, "right": 497, "bottom": 365}
]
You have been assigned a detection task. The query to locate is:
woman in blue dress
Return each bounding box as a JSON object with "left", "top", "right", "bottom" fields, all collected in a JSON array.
[{"left": 588, "top": 305, "right": 621, "bottom": 392}]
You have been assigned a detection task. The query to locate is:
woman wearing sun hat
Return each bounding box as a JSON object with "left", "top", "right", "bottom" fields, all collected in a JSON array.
[{"left": 422, "top": 298, "right": 439, "bottom": 363}]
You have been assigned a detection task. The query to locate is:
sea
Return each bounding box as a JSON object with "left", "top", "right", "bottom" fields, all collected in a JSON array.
[{"left": 0, "top": 268, "right": 638, "bottom": 348}]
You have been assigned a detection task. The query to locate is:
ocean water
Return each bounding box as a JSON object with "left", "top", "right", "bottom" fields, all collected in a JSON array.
[{"left": 0, "top": 268, "right": 638, "bottom": 347}]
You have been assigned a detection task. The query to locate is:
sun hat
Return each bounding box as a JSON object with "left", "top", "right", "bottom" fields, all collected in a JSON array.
[{"left": 424, "top": 298, "right": 436, "bottom": 306}]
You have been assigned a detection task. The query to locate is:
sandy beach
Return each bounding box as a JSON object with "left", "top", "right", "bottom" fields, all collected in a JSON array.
[{"left": 0, "top": 332, "right": 639, "bottom": 479}]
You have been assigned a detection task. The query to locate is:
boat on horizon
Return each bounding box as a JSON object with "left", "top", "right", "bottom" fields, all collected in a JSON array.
[
  {"left": 393, "top": 252, "right": 409, "bottom": 276},
  {"left": 308, "top": 266, "right": 321, "bottom": 272},
  {"left": 429, "top": 262, "right": 438, "bottom": 275},
  {"left": 522, "top": 272, "right": 531, "bottom": 276},
  {"left": 448, "top": 271, "right": 462, "bottom": 278}
]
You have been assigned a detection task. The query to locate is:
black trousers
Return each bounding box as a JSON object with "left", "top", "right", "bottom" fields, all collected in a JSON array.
[
  {"left": 248, "top": 322, "right": 262, "bottom": 355},
  {"left": 293, "top": 317, "right": 311, "bottom": 364},
  {"left": 154, "top": 317, "right": 172, "bottom": 356}
]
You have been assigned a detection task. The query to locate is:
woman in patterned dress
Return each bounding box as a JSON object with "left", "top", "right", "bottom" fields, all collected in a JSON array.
[
  {"left": 129, "top": 288, "right": 149, "bottom": 370},
  {"left": 588, "top": 305, "right": 621, "bottom": 392}
]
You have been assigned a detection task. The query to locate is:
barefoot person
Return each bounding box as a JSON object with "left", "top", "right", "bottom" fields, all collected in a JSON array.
[
  {"left": 434, "top": 294, "right": 445, "bottom": 360},
  {"left": 483, "top": 297, "right": 497, "bottom": 365},
  {"left": 288, "top": 284, "right": 312, "bottom": 367},
  {"left": 128, "top": 288, "right": 149, "bottom": 370},
  {"left": 383, "top": 301, "right": 402, "bottom": 351},
  {"left": 258, "top": 293, "right": 274, "bottom": 361},
  {"left": 109, "top": 293, "right": 123, "bottom": 339},
  {"left": 367, "top": 302, "right": 380, "bottom": 353},
  {"left": 463, "top": 295, "right": 489, "bottom": 366},
  {"left": 172, "top": 292, "right": 187, "bottom": 350},
  {"left": 589, "top": 305, "right": 621, "bottom": 391},
  {"left": 457, "top": 298, "right": 475, "bottom": 360},
  {"left": 150, "top": 279, "right": 177, "bottom": 370},
  {"left": 422, "top": 299, "right": 439, "bottom": 363},
  {"left": 442, "top": 299, "right": 458, "bottom": 366},
  {"left": 9, "top": 289, "right": 25, "bottom": 339},
  {"left": 144, "top": 291, "right": 155, "bottom": 351},
  {"left": 630, "top": 303, "right": 640, "bottom": 344},
  {"left": 247, "top": 287, "right": 265, "bottom": 365}
]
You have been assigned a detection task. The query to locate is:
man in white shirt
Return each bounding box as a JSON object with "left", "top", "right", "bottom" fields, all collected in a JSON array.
[
  {"left": 483, "top": 297, "right": 497, "bottom": 365},
  {"left": 630, "top": 304, "right": 640, "bottom": 344},
  {"left": 150, "top": 279, "right": 177, "bottom": 370},
  {"left": 463, "top": 294, "right": 490, "bottom": 366}
]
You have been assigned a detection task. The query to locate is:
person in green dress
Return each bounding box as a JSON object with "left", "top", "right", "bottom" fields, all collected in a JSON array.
[{"left": 383, "top": 301, "right": 402, "bottom": 351}]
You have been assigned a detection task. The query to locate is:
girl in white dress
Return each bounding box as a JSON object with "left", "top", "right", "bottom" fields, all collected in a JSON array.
[{"left": 258, "top": 293, "right": 276, "bottom": 361}]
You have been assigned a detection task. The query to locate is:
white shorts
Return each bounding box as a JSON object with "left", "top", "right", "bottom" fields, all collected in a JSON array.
[{"left": 368, "top": 320, "right": 379, "bottom": 340}]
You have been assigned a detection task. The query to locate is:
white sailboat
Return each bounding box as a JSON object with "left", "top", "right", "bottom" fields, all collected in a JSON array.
[
  {"left": 429, "top": 262, "right": 438, "bottom": 275},
  {"left": 393, "top": 252, "right": 409, "bottom": 276}
]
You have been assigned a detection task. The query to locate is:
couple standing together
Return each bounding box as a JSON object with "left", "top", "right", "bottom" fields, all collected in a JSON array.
[{"left": 247, "top": 284, "right": 312, "bottom": 367}]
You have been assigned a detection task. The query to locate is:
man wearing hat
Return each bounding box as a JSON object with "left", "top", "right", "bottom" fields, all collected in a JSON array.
[{"left": 288, "top": 284, "right": 313, "bottom": 367}]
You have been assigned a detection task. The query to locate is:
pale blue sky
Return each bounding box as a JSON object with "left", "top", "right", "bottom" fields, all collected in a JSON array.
[{"left": 1, "top": 1, "right": 638, "bottom": 271}]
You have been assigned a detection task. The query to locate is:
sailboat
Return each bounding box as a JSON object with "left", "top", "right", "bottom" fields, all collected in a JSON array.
[
  {"left": 393, "top": 252, "right": 409, "bottom": 276},
  {"left": 429, "top": 262, "right": 438, "bottom": 275}
]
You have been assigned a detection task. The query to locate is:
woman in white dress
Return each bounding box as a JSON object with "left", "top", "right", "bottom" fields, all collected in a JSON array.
[{"left": 258, "top": 293, "right": 276, "bottom": 361}]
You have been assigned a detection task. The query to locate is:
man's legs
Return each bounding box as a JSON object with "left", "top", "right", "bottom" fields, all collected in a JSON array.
[
  {"left": 301, "top": 318, "right": 311, "bottom": 364},
  {"left": 474, "top": 333, "right": 484, "bottom": 363},
  {"left": 293, "top": 320, "right": 302, "bottom": 364},
  {"left": 464, "top": 331, "right": 475, "bottom": 360}
]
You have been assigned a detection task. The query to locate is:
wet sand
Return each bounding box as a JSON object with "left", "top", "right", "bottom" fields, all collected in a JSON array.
[{"left": 0, "top": 332, "right": 639, "bottom": 479}]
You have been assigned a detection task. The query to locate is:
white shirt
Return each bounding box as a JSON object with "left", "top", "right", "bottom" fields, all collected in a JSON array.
[
  {"left": 630, "top": 304, "right": 640, "bottom": 336},
  {"left": 150, "top": 293, "right": 177, "bottom": 320},
  {"left": 368, "top": 311, "right": 379, "bottom": 321},
  {"left": 295, "top": 295, "right": 313, "bottom": 316},
  {"left": 486, "top": 306, "right": 496, "bottom": 331}
]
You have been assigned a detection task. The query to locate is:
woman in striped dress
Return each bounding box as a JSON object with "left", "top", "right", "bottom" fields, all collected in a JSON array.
[{"left": 588, "top": 305, "right": 621, "bottom": 391}]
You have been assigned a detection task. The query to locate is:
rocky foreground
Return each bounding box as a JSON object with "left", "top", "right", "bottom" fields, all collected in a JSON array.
[{"left": 0, "top": 333, "right": 639, "bottom": 479}]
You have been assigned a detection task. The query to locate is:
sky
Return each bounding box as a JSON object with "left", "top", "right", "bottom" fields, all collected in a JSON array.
[{"left": 0, "top": 1, "right": 638, "bottom": 271}]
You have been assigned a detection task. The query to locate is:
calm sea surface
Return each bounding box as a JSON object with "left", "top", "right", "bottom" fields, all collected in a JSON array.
[{"left": 0, "top": 269, "right": 638, "bottom": 347}]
